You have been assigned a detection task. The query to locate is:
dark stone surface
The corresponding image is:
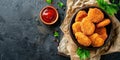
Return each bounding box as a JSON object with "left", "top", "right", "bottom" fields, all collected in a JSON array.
[
  {"left": 0, "top": 0, "right": 69, "bottom": 60},
  {"left": 0, "top": 0, "right": 119, "bottom": 60},
  {"left": 101, "top": 52, "right": 120, "bottom": 60}
]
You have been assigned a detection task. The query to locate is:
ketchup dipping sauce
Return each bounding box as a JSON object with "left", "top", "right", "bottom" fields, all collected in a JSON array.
[{"left": 40, "top": 6, "right": 58, "bottom": 25}]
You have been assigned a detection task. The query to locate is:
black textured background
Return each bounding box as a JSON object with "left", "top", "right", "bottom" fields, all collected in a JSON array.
[{"left": 0, "top": 0, "right": 119, "bottom": 60}]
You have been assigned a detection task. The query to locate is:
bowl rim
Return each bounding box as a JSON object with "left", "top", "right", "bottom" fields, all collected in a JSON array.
[
  {"left": 69, "top": 6, "right": 113, "bottom": 50},
  {"left": 39, "top": 5, "right": 59, "bottom": 25}
]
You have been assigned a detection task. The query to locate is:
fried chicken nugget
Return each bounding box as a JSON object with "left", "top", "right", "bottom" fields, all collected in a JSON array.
[
  {"left": 88, "top": 8, "right": 104, "bottom": 23},
  {"left": 72, "top": 22, "right": 81, "bottom": 34},
  {"left": 96, "top": 19, "right": 111, "bottom": 28},
  {"left": 95, "top": 27, "right": 108, "bottom": 40},
  {"left": 81, "top": 17, "right": 95, "bottom": 35},
  {"left": 75, "top": 10, "right": 87, "bottom": 22},
  {"left": 89, "top": 33, "right": 104, "bottom": 47},
  {"left": 75, "top": 32, "right": 91, "bottom": 46}
]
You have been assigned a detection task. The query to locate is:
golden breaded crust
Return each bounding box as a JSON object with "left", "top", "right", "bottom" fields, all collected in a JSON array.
[
  {"left": 71, "top": 8, "right": 110, "bottom": 48},
  {"left": 89, "top": 33, "right": 104, "bottom": 47},
  {"left": 72, "top": 22, "right": 81, "bottom": 34},
  {"left": 75, "top": 32, "right": 91, "bottom": 46},
  {"left": 88, "top": 8, "right": 104, "bottom": 23},
  {"left": 81, "top": 17, "right": 95, "bottom": 35},
  {"left": 96, "top": 19, "right": 111, "bottom": 28},
  {"left": 95, "top": 27, "right": 108, "bottom": 40},
  {"left": 75, "top": 10, "right": 87, "bottom": 22}
]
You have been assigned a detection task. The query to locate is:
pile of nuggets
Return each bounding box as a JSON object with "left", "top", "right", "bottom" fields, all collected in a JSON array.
[{"left": 72, "top": 8, "right": 111, "bottom": 47}]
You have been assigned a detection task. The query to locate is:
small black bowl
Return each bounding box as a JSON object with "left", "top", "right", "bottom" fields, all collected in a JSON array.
[{"left": 69, "top": 6, "right": 113, "bottom": 50}]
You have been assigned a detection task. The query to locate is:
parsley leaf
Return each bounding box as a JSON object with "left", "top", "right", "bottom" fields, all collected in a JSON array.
[
  {"left": 97, "top": 0, "right": 120, "bottom": 15},
  {"left": 54, "top": 31, "right": 59, "bottom": 37},
  {"left": 77, "top": 47, "right": 90, "bottom": 60},
  {"left": 46, "top": 0, "right": 53, "bottom": 4},
  {"left": 112, "top": 0, "right": 115, "bottom": 3},
  {"left": 57, "top": 2, "right": 64, "bottom": 8}
]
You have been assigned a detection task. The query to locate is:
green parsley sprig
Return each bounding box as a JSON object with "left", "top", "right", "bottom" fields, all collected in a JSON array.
[
  {"left": 57, "top": 2, "right": 64, "bottom": 8},
  {"left": 77, "top": 47, "right": 90, "bottom": 60},
  {"left": 54, "top": 31, "right": 59, "bottom": 37},
  {"left": 97, "top": 0, "right": 120, "bottom": 15},
  {"left": 46, "top": 0, "right": 53, "bottom": 4}
]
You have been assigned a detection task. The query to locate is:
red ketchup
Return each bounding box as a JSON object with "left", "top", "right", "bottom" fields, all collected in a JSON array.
[{"left": 41, "top": 7, "right": 57, "bottom": 23}]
